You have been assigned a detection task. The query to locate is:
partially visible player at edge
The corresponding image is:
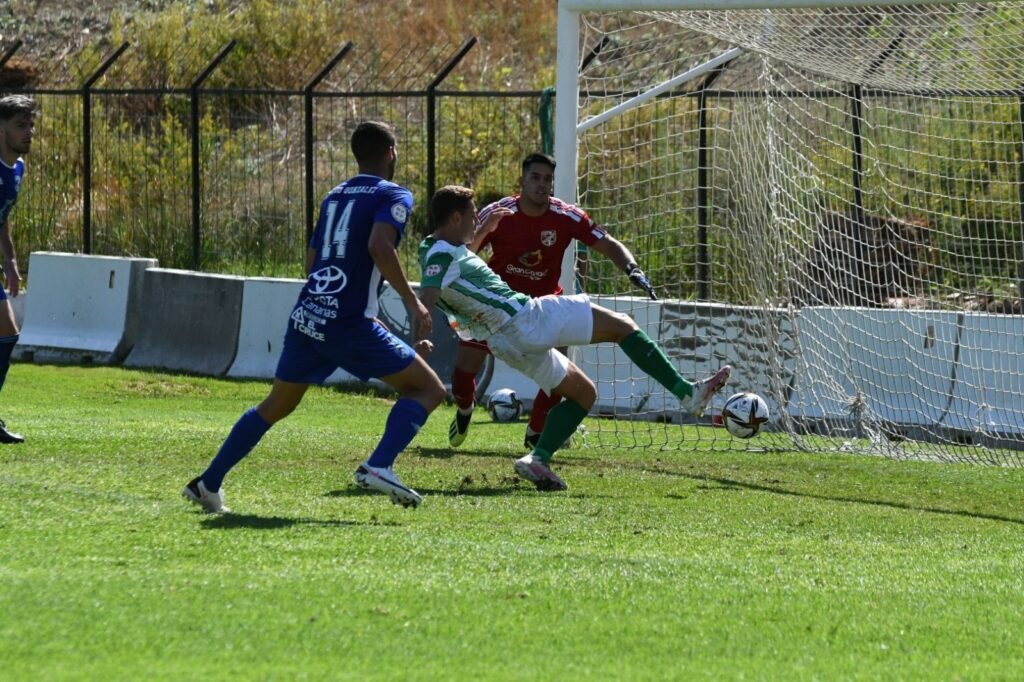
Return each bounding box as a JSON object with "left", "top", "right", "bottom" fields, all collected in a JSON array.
[
  {"left": 447, "top": 152, "right": 656, "bottom": 451},
  {"left": 0, "top": 95, "right": 36, "bottom": 444},
  {"left": 184, "top": 121, "right": 445, "bottom": 513},
  {"left": 419, "top": 185, "right": 731, "bottom": 492}
]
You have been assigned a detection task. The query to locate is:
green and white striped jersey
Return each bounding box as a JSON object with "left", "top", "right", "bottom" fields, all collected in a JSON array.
[{"left": 418, "top": 236, "right": 530, "bottom": 340}]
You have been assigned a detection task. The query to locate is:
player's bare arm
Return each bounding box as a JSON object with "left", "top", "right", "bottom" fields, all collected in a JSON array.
[
  {"left": 589, "top": 233, "right": 657, "bottom": 300},
  {"left": 368, "top": 221, "right": 433, "bottom": 341},
  {"left": 415, "top": 287, "right": 442, "bottom": 336},
  {"left": 413, "top": 286, "right": 443, "bottom": 355},
  {"left": 0, "top": 218, "right": 20, "bottom": 298},
  {"left": 588, "top": 234, "right": 636, "bottom": 273},
  {"left": 467, "top": 205, "right": 514, "bottom": 253}
]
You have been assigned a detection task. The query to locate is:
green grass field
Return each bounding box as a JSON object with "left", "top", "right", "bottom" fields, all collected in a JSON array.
[{"left": 2, "top": 365, "right": 1022, "bottom": 680}]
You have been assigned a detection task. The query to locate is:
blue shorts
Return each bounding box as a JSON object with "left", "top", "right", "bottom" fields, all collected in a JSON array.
[
  {"left": 0, "top": 286, "right": 7, "bottom": 301},
  {"left": 275, "top": 315, "right": 416, "bottom": 384}
]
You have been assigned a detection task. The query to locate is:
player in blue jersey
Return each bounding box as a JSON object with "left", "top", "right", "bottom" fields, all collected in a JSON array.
[
  {"left": 0, "top": 95, "right": 36, "bottom": 444},
  {"left": 417, "top": 186, "right": 731, "bottom": 492},
  {"left": 184, "top": 121, "right": 445, "bottom": 512}
]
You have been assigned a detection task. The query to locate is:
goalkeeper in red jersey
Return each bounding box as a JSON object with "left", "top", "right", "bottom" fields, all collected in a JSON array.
[{"left": 448, "top": 152, "right": 656, "bottom": 449}]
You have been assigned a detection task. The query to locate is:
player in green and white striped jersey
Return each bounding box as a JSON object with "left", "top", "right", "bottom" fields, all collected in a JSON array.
[
  {"left": 417, "top": 186, "right": 732, "bottom": 492},
  {"left": 417, "top": 231, "right": 530, "bottom": 342}
]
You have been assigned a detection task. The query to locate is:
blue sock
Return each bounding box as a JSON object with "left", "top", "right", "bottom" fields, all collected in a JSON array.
[
  {"left": 0, "top": 334, "right": 18, "bottom": 393},
  {"left": 201, "top": 407, "right": 272, "bottom": 491},
  {"left": 366, "top": 398, "right": 429, "bottom": 469}
]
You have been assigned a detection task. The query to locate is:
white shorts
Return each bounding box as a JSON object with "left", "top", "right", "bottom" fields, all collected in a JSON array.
[{"left": 487, "top": 294, "right": 593, "bottom": 391}]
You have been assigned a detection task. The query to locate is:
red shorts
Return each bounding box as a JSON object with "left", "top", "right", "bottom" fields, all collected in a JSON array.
[{"left": 458, "top": 338, "right": 490, "bottom": 353}]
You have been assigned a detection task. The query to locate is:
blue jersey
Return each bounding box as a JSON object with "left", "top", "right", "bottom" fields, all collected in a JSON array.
[
  {"left": 292, "top": 174, "right": 414, "bottom": 340},
  {"left": 0, "top": 158, "right": 25, "bottom": 226}
]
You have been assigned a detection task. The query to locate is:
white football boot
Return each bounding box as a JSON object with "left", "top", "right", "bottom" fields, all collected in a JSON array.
[
  {"left": 354, "top": 463, "right": 423, "bottom": 508},
  {"left": 182, "top": 477, "right": 231, "bottom": 514},
  {"left": 513, "top": 453, "right": 568, "bottom": 492},
  {"left": 680, "top": 365, "right": 733, "bottom": 417}
]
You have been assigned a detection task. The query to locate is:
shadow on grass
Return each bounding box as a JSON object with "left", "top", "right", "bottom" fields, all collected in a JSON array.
[
  {"left": 200, "top": 512, "right": 400, "bottom": 530},
  {"left": 414, "top": 446, "right": 518, "bottom": 461},
  {"left": 413, "top": 446, "right": 593, "bottom": 465},
  {"left": 665, "top": 470, "right": 1024, "bottom": 526},
  {"left": 323, "top": 477, "right": 606, "bottom": 499},
  {"left": 324, "top": 482, "right": 527, "bottom": 498}
]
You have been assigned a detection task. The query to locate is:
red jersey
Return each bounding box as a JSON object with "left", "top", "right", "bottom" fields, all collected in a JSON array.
[{"left": 478, "top": 195, "right": 607, "bottom": 297}]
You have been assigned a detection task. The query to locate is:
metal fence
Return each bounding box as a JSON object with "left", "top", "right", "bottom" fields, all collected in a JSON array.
[
  {"left": 1, "top": 37, "right": 550, "bottom": 278},
  {"left": 7, "top": 34, "right": 1022, "bottom": 304}
]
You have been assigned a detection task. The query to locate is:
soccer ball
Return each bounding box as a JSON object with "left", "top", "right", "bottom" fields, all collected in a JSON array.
[
  {"left": 487, "top": 388, "right": 522, "bottom": 423},
  {"left": 722, "top": 392, "right": 769, "bottom": 439}
]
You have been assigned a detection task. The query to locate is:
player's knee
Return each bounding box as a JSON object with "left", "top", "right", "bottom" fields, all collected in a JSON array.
[
  {"left": 608, "top": 311, "right": 638, "bottom": 342},
  {"left": 577, "top": 385, "right": 597, "bottom": 410},
  {"left": 409, "top": 369, "right": 446, "bottom": 412},
  {"left": 424, "top": 376, "right": 446, "bottom": 411},
  {"left": 592, "top": 306, "right": 639, "bottom": 343},
  {"left": 557, "top": 367, "right": 596, "bottom": 409}
]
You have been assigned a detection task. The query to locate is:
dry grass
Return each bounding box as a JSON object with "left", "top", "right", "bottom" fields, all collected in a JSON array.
[{"left": 2, "top": 0, "right": 559, "bottom": 88}]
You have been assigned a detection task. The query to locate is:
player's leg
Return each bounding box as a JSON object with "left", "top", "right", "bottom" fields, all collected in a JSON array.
[
  {"left": 369, "top": 355, "right": 446, "bottom": 469},
  {"left": 514, "top": 360, "right": 595, "bottom": 492},
  {"left": 489, "top": 326, "right": 594, "bottom": 491},
  {"left": 0, "top": 295, "right": 23, "bottom": 444},
  {"left": 183, "top": 379, "right": 309, "bottom": 513},
  {"left": 349, "top": 322, "right": 445, "bottom": 508},
  {"left": 184, "top": 324, "right": 325, "bottom": 513},
  {"left": 205, "top": 379, "right": 309, "bottom": 491},
  {"left": 536, "top": 361, "right": 595, "bottom": 460},
  {"left": 589, "top": 304, "right": 731, "bottom": 416},
  {"left": 523, "top": 346, "right": 566, "bottom": 449},
  {"left": 449, "top": 339, "right": 488, "bottom": 447},
  {"left": 355, "top": 355, "right": 445, "bottom": 508}
]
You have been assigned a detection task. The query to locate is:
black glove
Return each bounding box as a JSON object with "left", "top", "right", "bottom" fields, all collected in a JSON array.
[{"left": 626, "top": 263, "right": 657, "bottom": 300}]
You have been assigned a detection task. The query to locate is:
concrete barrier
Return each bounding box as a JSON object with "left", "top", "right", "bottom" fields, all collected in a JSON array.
[
  {"left": 229, "top": 279, "right": 468, "bottom": 386},
  {"left": 945, "top": 314, "right": 1024, "bottom": 435},
  {"left": 789, "top": 307, "right": 961, "bottom": 426},
  {"left": 15, "top": 252, "right": 156, "bottom": 364},
  {"left": 653, "top": 300, "right": 796, "bottom": 422},
  {"left": 225, "top": 277, "right": 355, "bottom": 384},
  {"left": 10, "top": 290, "right": 26, "bottom": 331},
  {"left": 123, "top": 269, "right": 244, "bottom": 376},
  {"left": 573, "top": 295, "right": 663, "bottom": 416},
  {"left": 227, "top": 277, "right": 303, "bottom": 380}
]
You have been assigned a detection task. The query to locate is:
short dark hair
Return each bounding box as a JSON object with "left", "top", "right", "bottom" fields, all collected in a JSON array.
[
  {"left": 350, "top": 121, "right": 396, "bottom": 164},
  {"left": 521, "top": 152, "right": 555, "bottom": 174},
  {"left": 0, "top": 95, "right": 37, "bottom": 121},
  {"left": 431, "top": 185, "right": 475, "bottom": 227}
]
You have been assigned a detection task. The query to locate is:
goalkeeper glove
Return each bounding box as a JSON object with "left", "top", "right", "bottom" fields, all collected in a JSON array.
[{"left": 626, "top": 263, "right": 657, "bottom": 300}]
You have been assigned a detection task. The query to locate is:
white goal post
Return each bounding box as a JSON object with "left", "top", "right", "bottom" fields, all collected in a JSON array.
[{"left": 554, "top": 0, "right": 1024, "bottom": 465}]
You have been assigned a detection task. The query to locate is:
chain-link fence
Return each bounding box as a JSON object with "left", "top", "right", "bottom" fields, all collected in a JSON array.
[{"left": 1, "top": 36, "right": 551, "bottom": 279}]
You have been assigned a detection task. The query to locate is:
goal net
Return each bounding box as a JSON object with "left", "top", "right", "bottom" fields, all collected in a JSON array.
[{"left": 558, "top": 1, "right": 1024, "bottom": 465}]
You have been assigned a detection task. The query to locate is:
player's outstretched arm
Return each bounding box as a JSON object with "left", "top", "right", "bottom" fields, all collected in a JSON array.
[
  {"left": 589, "top": 234, "right": 657, "bottom": 300},
  {"left": 368, "top": 222, "right": 432, "bottom": 339}
]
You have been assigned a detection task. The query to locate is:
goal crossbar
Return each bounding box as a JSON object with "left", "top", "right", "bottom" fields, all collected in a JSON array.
[
  {"left": 577, "top": 47, "right": 744, "bottom": 134},
  {"left": 560, "top": 0, "right": 975, "bottom": 9}
]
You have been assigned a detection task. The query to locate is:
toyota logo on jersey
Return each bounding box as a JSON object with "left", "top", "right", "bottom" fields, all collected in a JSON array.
[{"left": 309, "top": 265, "right": 347, "bottom": 294}]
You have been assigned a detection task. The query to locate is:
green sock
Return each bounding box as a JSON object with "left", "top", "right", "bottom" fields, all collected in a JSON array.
[
  {"left": 534, "top": 399, "right": 588, "bottom": 463},
  {"left": 619, "top": 329, "right": 693, "bottom": 400}
]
